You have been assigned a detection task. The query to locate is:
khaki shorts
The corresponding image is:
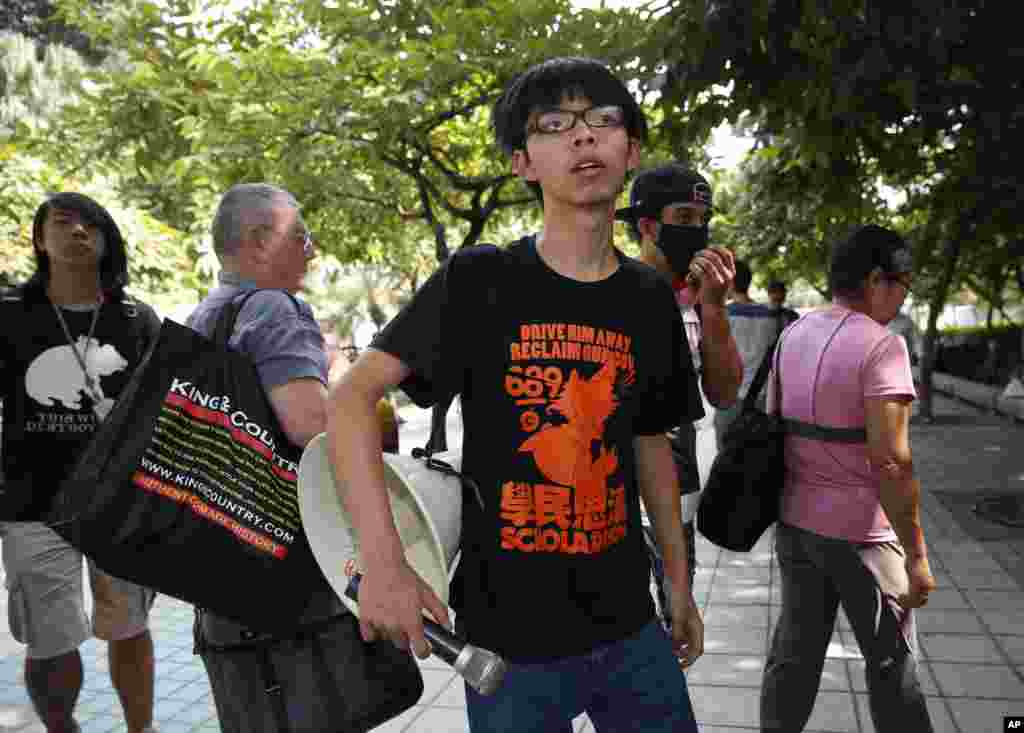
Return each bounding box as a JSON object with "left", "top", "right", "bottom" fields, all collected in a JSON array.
[{"left": 1, "top": 522, "right": 155, "bottom": 659}]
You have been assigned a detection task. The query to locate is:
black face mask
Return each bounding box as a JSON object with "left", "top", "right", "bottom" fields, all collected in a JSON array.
[{"left": 655, "top": 224, "right": 708, "bottom": 278}]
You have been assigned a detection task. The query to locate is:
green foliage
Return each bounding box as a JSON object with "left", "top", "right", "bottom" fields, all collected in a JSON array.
[
  {"left": 1, "top": 29, "right": 201, "bottom": 308},
  {"left": 47, "top": 0, "right": 659, "bottom": 276},
  {"left": 938, "top": 322, "right": 1020, "bottom": 339}
]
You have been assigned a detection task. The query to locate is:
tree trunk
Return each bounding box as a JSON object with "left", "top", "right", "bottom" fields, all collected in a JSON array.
[{"left": 918, "top": 218, "right": 972, "bottom": 420}]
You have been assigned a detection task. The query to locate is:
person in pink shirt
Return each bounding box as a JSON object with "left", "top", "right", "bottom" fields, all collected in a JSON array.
[{"left": 761, "top": 224, "right": 936, "bottom": 733}]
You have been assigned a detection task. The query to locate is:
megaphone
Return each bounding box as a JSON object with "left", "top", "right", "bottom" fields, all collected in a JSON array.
[{"left": 297, "top": 433, "right": 507, "bottom": 695}]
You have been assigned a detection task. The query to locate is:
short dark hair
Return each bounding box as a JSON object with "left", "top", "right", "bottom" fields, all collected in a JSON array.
[
  {"left": 492, "top": 57, "right": 647, "bottom": 157},
  {"left": 733, "top": 259, "right": 753, "bottom": 294},
  {"left": 829, "top": 224, "right": 912, "bottom": 298},
  {"left": 767, "top": 279, "right": 787, "bottom": 293},
  {"left": 28, "top": 192, "right": 128, "bottom": 300}
]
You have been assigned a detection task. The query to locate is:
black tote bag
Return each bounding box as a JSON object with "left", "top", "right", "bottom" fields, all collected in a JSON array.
[
  {"left": 48, "top": 295, "right": 331, "bottom": 634},
  {"left": 697, "top": 330, "right": 786, "bottom": 553}
]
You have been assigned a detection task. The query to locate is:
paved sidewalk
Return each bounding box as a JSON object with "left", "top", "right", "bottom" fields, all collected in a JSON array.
[{"left": 2, "top": 392, "right": 1022, "bottom": 732}]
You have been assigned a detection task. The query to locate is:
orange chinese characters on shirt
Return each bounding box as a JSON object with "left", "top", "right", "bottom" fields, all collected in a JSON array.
[{"left": 500, "top": 322, "right": 636, "bottom": 556}]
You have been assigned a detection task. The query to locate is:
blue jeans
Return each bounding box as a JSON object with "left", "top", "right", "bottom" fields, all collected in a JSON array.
[{"left": 464, "top": 620, "right": 698, "bottom": 732}]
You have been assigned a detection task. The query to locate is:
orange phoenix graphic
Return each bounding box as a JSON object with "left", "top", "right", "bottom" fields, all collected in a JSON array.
[{"left": 501, "top": 343, "right": 635, "bottom": 555}]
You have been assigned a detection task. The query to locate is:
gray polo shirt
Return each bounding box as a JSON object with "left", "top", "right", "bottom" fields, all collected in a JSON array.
[{"left": 186, "top": 272, "right": 327, "bottom": 389}]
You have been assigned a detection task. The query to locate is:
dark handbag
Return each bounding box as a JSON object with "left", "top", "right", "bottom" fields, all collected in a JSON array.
[
  {"left": 698, "top": 329, "right": 786, "bottom": 552},
  {"left": 194, "top": 611, "right": 423, "bottom": 733},
  {"left": 47, "top": 292, "right": 332, "bottom": 634}
]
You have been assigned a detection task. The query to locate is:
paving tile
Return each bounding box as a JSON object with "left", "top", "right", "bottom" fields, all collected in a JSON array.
[
  {"left": 997, "top": 635, "right": 1024, "bottom": 665},
  {"left": 939, "top": 550, "right": 1006, "bottom": 574},
  {"left": 404, "top": 705, "right": 471, "bottom": 732},
  {"left": 687, "top": 685, "right": 761, "bottom": 727},
  {"left": 416, "top": 653, "right": 453, "bottom": 672},
  {"left": 683, "top": 654, "right": 765, "bottom": 687},
  {"left": 920, "top": 633, "right": 1006, "bottom": 663},
  {"left": 835, "top": 608, "right": 852, "bottom": 631},
  {"left": 816, "top": 658, "right": 851, "bottom": 691},
  {"left": 713, "top": 565, "right": 772, "bottom": 583},
  {"left": 432, "top": 675, "right": 467, "bottom": 708},
  {"left": 848, "top": 659, "right": 939, "bottom": 695},
  {"left": 965, "top": 589, "right": 1024, "bottom": 611},
  {"left": 153, "top": 697, "right": 195, "bottom": 720},
  {"left": 915, "top": 608, "right": 986, "bottom": 634},
  {"left": 703, "top": 626, "right": 769, "bottom": 656},
  {"left": 417, "top": 668, "right": 459, "bottom": 706},
  {"left": 856, "top": 694, "right": 958, "bottom": 733},
  {"left": 945, "top": 696, "right": 1024, "bottom": 733},
  {"left": 948, "top": 568, "right": 1020, "bottom": 590},
  {"left": 718, "top": 550, "right": 773, "bottom": 568},
  {"left": 167, "top": 700, "right": 218, "bottom": 726},
  {"left": 703, "top": 603, "right": 772, "bottom": 628},
  {"left": 923, "top": 588, "right": 971, "bottom": 610},
  {"left": 930, "top": 662, "right": 1024, "bottom": 699},
  {"left": 153, "top": 676, "right": 193, "bottom": 699},
  {"left": 979, "top": 608, "right": 1024, "bottom": 635},
  {"left": 826, "top": 630, "right": 863, "bottom": 660},
  {"left": 571, "top": 712, "right": 592, "bottom": 732},
  {"left": 0, "top": 698, "right": 35, "bottom": 725},
  {"left": 708, "top": 583, "right": 772, "bottom": 606},
  {"left": 802, "top": 691, "right": 859, "bottom": 732},
  {"left": 79, "top": 715, "right": 121, "bottom": 733},
  {"left": 369, "top": 704, "right": 428, "bottom": 733},
  {"left": 153, "top": 722, "right": 195, "bottom": 733}
]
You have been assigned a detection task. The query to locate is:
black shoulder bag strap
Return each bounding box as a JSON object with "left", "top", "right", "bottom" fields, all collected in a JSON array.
[
  {"left": 210, "top": 289, "right": 302, "bottom": 348},
  {"left": 120, "top": 296, "right": 162, "bottom": 363},
  {"left": 744, "top": 332, "right": 781, "bottom": 412}
]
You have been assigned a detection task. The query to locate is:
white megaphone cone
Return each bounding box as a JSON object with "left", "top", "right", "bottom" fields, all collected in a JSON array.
[{"left": 297, "top": 433, "right": 507, "bottom": 695}]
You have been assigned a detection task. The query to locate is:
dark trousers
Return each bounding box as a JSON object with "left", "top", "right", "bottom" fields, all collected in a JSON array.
[{"left": 761, "top": 522, "right": 934, "bottom": 733}]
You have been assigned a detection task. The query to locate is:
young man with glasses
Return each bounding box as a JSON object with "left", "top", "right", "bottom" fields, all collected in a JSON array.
[{"left": 328, "top": 57, "right": 704, "bottom": 732}]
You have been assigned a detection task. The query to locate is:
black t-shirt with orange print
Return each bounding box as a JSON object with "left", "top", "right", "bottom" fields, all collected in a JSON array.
[{"left": 372, "top": 236, "right": 703, "bottom": 662}]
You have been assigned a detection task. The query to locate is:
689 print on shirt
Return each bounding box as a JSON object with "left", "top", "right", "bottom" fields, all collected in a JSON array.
[{"left": 499, "top": 321, "right": 637, "bottom": 557}]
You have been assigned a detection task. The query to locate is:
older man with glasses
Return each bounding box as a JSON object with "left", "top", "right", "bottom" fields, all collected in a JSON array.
[{"left": 184, "top": 183, "right": 356, "bottom": 732}]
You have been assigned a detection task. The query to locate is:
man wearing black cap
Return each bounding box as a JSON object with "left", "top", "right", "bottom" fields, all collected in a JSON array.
[
  {"left": 1, "top": 193, "right": 162, "bottom": 733},
  {"left": 766, "top": 280, "right": 800, "bottom": 329},
  {"left": 618, "top": 163, "right": 742, "bottom": 631}
]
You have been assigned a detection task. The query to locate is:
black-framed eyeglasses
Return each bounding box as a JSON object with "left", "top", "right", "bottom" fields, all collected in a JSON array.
[{"left": 529, "top": 105, "right": 626, "bottom": 135}]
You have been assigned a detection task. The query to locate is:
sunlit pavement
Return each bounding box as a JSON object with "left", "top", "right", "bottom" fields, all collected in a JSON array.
[{"left": 2, "top": 393, "right": 1022, "bottom": 732}]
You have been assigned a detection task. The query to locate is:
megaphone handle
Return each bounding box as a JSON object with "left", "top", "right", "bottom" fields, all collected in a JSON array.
[
  {"left": 344, "top": 572, "right": 459, "bottom": 664},
  {"left": 422, "top": 619, "right": 463, "bottom": 666}
]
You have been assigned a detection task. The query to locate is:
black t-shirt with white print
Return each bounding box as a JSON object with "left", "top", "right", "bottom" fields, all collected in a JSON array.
[
  {"left": 0, "top": 290, "right": 160, "bottom": 520},
  {"left": 372, "top": 236, "right": 704, "bottom": 661}
]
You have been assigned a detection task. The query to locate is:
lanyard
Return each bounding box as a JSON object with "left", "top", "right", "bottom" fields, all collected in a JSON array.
[{"left": 49, "top": 296, "right": 104, "bottom": 405}]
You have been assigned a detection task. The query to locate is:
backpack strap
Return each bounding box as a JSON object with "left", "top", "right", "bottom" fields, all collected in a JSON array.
[
  {"left": 423, "top": 243, "right": 504, "bottom": 455},
  {"left": 120, "top": 295, "right": 162, "bottom": 360}
]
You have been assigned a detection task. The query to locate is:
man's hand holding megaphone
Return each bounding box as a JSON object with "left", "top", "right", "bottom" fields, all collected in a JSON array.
[{"left": 356, "top": 552, "right": 450, "bottom": 659}]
